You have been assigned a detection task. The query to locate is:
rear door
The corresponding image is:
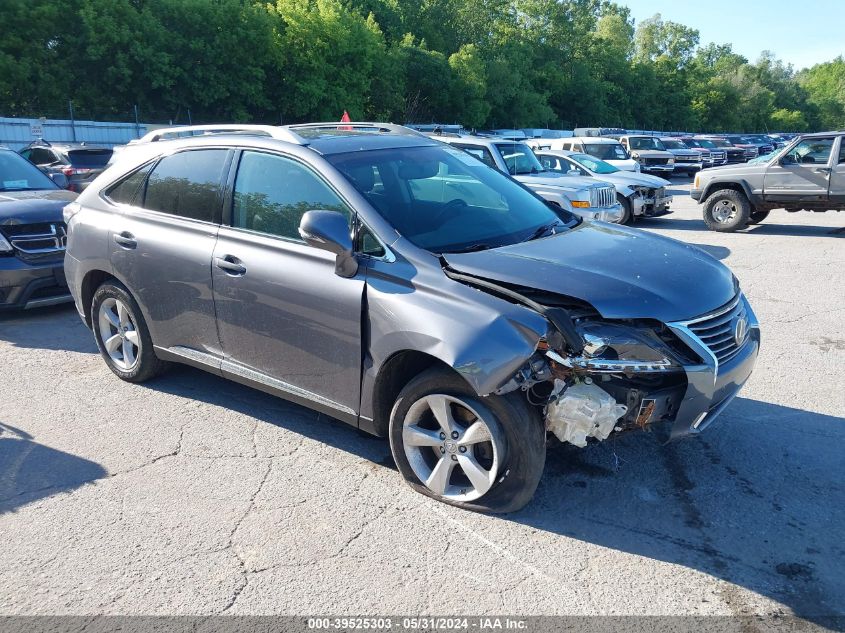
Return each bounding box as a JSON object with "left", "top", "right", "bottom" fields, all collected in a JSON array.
[
  {"left": 108, "top": 148, "right": 231, "bottom": 356},
  {"left": 211, "top": 149, "right": 366, "bottom": 417},
  {"left": 763, "top": 136, "right": 835, "bottom": 203}
]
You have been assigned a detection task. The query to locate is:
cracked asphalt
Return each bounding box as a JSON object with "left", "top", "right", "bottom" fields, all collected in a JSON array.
[{"left": 1, "top": 180, "right": 843, "bottom": 620}]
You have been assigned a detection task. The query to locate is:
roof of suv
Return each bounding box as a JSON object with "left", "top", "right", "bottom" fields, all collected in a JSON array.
[
  {"left": 25, "top": 141, "right": 110, "bottom": 152},
  {"left": 568, "top": 137, "right": 623, "bottom": 144},
  {"left": 132, "top": 122, "right": 438, "bottom": 156}
]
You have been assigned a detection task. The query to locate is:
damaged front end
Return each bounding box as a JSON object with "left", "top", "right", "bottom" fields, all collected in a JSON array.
[
  {"left": 445, "top": 268, "right": 737, "bottom": 448},
  {"left": 496, "top": 319, "right": 690, "bottom": 447}
]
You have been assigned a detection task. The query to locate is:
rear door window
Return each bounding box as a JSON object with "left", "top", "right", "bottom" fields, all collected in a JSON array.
[{"left": 143, "top": 149, "right": 229, "bottom": 222}]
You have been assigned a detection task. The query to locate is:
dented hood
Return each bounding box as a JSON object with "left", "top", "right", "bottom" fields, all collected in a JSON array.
[{"left": 444, "top": 222, "right": 736, "bottom": 323}]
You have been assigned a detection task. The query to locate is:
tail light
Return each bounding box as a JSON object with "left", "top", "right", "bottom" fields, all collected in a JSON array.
[{"left": 61, "top": 167, "right": 93, "bottom": 177}]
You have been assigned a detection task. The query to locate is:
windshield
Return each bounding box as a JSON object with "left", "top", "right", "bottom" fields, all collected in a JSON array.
[
  {"left": 569, "top": 153, "right": 618, "bottom": 174},
  {"left": 583, "top": 143, "right": 629, "bottom": 161},
  {"left": 328, "top": 145, "right": 577, "bottom": 254},
  {"left": 660, "top": 139, "right": 688, "bottom": 150},
  {"left": 629, "top": 137, "right": 666, "bottom": 151},
  {"left": 691, "top": 139, "right": 715, "bottom": 148},
  {"left": 706, "top": 138, "right": 730, "bottom": 148},
  {"left": 0, "top": 150, "right": 58, "bottom": 191},
  {"left": 494, "top": 142, "right": 544, "bottom": 175}
]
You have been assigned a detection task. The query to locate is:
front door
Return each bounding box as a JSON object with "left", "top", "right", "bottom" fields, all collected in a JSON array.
[
  {"left": 211, "top": 149, "right": 365, "bottom": 418},
  {"left": 763, "top": 136, "right": 835, "bottom": 204}
]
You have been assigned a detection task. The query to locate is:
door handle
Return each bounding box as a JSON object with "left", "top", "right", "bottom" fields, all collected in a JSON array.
[
  {"left": 815, "top": 167, "right": 832, "bottom": 175},
  {"left": 113, "top": 231, "right": 137, "bottom": 249},
  {"left": 215, "top": 255, "right": 247, "bottom": 276}
]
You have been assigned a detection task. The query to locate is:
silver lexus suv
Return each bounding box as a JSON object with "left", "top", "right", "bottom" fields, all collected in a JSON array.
[{"left": 64, "top": 123, "right": 760, "bottom": 513}]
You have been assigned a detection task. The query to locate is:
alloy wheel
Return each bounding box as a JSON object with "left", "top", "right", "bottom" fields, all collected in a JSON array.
[
  {"left": 98, "top": 297, "right": 140, "bottom": 371},
  {"left": 713, "top": 199, "right": 738, "bottom": 223},
  {"left": 402, "top": 394, "right": 504, "bottom": 502}
]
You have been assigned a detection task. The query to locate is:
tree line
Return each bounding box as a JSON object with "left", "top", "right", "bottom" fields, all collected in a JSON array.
[{"left": 2, "top": 0, "right": 844, "bottom": 132}]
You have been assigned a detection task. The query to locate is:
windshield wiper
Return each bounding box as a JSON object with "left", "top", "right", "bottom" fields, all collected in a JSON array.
[
  {"left": 448, "top": 243, "right": 494, "bottom": 253},
  {"left": 523, "top": 221, "right": 564, "bottom": 242}
]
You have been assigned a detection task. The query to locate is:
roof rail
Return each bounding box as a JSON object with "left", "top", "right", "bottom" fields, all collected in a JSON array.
[
  {"left": 136, "top": 124, "right": 306, "bottom": 145},
  {"left": 284, "top": 122, "right": 426, "bottom": 138}
]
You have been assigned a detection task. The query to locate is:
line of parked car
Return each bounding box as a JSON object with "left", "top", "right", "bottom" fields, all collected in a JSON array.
[{"left": 0, "top": 120, "right": 839, "bottom": 513}]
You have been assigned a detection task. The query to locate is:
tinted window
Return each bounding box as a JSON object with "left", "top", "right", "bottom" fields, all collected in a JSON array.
[
  {"left": 144, "top": 150, "right": 229, "bottom": 222},
  {"left": 27, "top": 148, "right": 56, "bottom": 165},
  {"left": 232, "top": 151, "right": 350, "bottom": 240},
  {"left": 68, "top": 149, "right": 113, "bottom": 168},
  {"left": 839, "top": 141, "right": 845, "bottom": 164},
  {"left": 106, "top": 163, "right": 153, "bottom": 206},
  {"left": 455, "top": 145, "right": 496, "bottom": 168},
  {"left": 584, "top": 143, "right": 628, "bottom": 160},
  {"left": 494, "top": 142, "right": 543, "bottom": 175}
]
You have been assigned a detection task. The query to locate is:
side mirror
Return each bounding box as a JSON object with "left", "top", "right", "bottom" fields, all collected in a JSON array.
[
  {"left": 568, "top": 169, "right": 580, "bottom": 176},
  {"left": 49, "top": 172, "right": 69, "bottom": 189},
  {"left": 298, "top": 210, "right": 358, "bottom": 278}
]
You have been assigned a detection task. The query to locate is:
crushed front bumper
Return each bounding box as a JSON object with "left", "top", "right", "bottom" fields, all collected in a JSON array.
[{"left": 667, "top": 295, "right": 760, "bottom": 439}]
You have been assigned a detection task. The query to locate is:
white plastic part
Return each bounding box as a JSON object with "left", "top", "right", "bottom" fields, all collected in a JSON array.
[{"left": 545, "top": 380, "right": 628, "bottom": 448}]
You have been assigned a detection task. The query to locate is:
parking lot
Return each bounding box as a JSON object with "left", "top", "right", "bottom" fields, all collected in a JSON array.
[{"left": 1, "top": 179, "right": 843, "bottom": 620}]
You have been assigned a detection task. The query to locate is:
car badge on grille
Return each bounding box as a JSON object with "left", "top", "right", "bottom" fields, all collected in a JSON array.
[{"left": 733, "top": 315, "right": 748, "bottom": 346}]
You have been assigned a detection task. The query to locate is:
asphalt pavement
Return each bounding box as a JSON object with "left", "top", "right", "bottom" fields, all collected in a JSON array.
[{"left": 1, "top": 179, "right": 843, "bottom": 621}]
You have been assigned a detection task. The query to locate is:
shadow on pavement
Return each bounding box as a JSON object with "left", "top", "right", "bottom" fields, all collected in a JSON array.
[
  {"left": 0, "top": 423, "right": 108, "bottom": 514},
  {"left": 508, "top": 398, "right": 845, "bottom": 623},
  {"left": 0, "top": 303, "right": 96, "bottom": 353},
  {"left": 646, "top": 215, "right": 845, "bottom": 238}
]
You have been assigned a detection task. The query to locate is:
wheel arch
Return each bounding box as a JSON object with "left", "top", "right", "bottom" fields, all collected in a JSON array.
[
  {"left": 701, "top": 180, "right": 754, "bottom": 203},
  {"left": 367, "top": 350, "right": 461, "bottom": 437},
  {"left": 79, "top": 269, "right": 117, "bottom": 327}
]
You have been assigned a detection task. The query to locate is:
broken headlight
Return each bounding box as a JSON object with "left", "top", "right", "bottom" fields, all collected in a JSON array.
[{"left": 550, "top": 322, "right": 683, "bottom": 374}]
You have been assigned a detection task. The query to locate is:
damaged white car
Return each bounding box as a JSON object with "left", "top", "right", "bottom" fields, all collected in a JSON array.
[{"left": 65, "top": 122, "right": 760, "bottom": 514}]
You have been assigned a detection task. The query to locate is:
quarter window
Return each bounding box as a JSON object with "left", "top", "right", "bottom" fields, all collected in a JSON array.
[
  {"left": 232, "top": 151, "right": 350, "bottom": 240},
  {"left": 143, "top": 149, "right": 229, "bottom": 222},
  {"left": 106, "top": 163, "right": 153, "bottom": 206}
]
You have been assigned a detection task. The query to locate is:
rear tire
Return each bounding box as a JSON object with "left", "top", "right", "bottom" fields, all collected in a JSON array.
[
  {"left": 748, "top": 210, "right": 770, "bottom": 224},
  {"left": 703, "top": 189, "right": 751, "bottom": 232},
  {"left": 91, "top": 281, "right": 168, "bottom": 383},
  {"left": 389, "top": 367, "right": 546, "bottom": 513}
]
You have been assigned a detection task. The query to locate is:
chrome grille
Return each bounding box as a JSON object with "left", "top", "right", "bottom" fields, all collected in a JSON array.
[
  {"left": 590, "top": 186, "right": 615, "bottom": 208},
  {"left": 676, "top": 155, "right": 698, "bottom": 163},
  {"left": 0, "top": 222, "right": 67, "bottom": 255},
  {"left": 711, "top": 150, "right": 726, "bottom": 161},
  {"left": 686, "top": 295, "right": 749, "bottom": 366}
]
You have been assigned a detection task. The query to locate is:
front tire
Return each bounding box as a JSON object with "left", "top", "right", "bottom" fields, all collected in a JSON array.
[
  {"left": 91, "top": 281, "right": 168, "bottom": 383},
  {"left": 703, "top": 189, "right": 751, "bottom": 232},
  {"left": 389, "top": 367, "right": 546, "bottom": 513},
  {"left": 617, "top": 194, "right": 634, "bottom": 225}
]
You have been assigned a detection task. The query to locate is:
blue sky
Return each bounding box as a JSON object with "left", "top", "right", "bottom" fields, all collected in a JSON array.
[{"left": 621, "top": 0, "right": 844, "bottom": 70}]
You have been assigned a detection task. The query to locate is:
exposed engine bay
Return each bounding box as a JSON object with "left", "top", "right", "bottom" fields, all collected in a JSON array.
[{"left": 445, "top": 268, "right": 694, "bottom": 447}]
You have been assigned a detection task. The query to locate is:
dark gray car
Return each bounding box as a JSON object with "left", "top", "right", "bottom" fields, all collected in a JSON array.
[
  {"left": 64, "top": 123, "right": 760, "bottom": 513},
  {"left": 20, "top": 141, "right": 113, "bottom": 192}
]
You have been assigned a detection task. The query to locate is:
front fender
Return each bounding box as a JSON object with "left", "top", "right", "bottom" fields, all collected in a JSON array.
[{"left": 359, "top": 251, "right": 548, "bottom": 419}]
